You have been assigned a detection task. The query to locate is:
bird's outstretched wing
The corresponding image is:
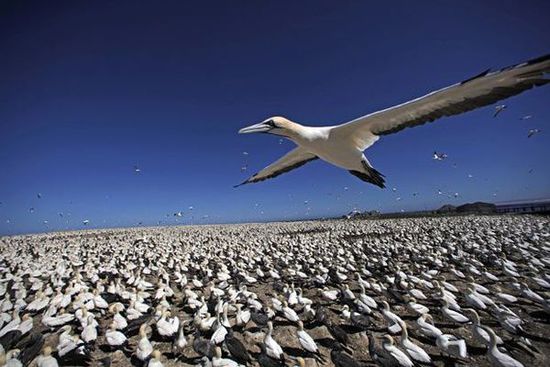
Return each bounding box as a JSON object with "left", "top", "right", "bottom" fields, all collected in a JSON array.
[
  {"left": 332, "top": 54, "right": 550, "bottom": 149},
  {"left": 235, "top": 147, "right": 318, "bottom": 187}
]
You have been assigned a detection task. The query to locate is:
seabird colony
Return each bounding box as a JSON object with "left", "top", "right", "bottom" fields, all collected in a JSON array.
[
  {"left": 236, "top": 54, "right": 549, "bottom": 188},
  {"left": 1, "top": 215, "right": 550, "bottom": 366}
]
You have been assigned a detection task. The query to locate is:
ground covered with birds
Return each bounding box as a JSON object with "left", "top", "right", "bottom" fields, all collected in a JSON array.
[{"left": 1, "top": 215, "right": 550, "bottom": 367}]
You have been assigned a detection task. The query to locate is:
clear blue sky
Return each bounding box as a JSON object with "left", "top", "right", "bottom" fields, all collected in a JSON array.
[{"left": 1, "top": 0, "right": 549, "bottom": 235}]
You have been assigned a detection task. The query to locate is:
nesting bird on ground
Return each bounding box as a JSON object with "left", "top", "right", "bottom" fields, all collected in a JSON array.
[
  {"left": 482, "top": 325, "right": 524, "bottom": 367},
  {"left": 35, "top": 347, "right": 58, "bottom": 367},
  {"left": 296, "top": 321, "right": 319, "bottom": 355},
  {"left": 105, "top": 322, "right": 127, "bottom": 348},
  {"left": 148, "top": 350, "right": 164, "bottom": 367},
  {"left": 136, "top": 323, "right": 153, "bottom": 361},
  {"left": 224, "top": 329, "right": 251, "bottom": 364},
  {"left": 212, "top": 345, "right": 244, "bottom": 367},
  {"left": 172, "top": 321, "right": 187, "bottom": 355},
  {"left": 263, "top": 321, "right": 284, "bottom": 361},
  {"left": 377, "top": 334, "right": 415, "bottom": 367},
  {"left": 380, "top": 301, "right": 404, "bottom": 333},
  {"left": 398, "top": 320, "right": 431, "bottom": 364},
  {"left": 405, "top": 297, "right": 429, "bottom": 315},
  {"left": 416, "top": 314, "right": 443, "bottom": 339},
  {"left": 436, "top": 334, "right": 468, "bottom": 359},
  {"left": 441, "top": 298, "right": 470, "bottom": 324}
]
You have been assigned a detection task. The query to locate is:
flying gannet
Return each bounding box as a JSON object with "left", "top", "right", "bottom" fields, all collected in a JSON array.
[
  {"left": 493, "top": 104, "right": 507, "bottom": 117},
  {"left": 236, "top": 54, "right": 549, "bottom": 188}
]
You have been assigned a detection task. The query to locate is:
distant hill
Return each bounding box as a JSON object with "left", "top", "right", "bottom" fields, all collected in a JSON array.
[
  {"left": 436, "top": 201, "right": 496, "bottom": 214},
  {"left": 456, "top": 202, "right": 497, "bottom": 213},
  {"left": 437, "top": 204, "right": 456, "bottom": 213},
  {"left": 343, "top": 201, "right": 498, "bottom": 220}
]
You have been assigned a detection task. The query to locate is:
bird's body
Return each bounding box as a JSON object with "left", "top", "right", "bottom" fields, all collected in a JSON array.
[
  {"left": 483, "top": 326, "right": 524, "bottom": 367},
  {"left": 136, "top": 324, "right": 153, "bottom": 361},
  {"left": 296, "top": 321, "right": 318, "bottom": 354},
  {"left": 264, "top": 321, "right": 284, "bottom": 361},
  {"left": 381, "top": 335, "right": 415, "bottom": 367},
  {"left": 237, "top": 54, "right": 549, "bottom": 187},
  {"left": 106, "top": 323, "right": 127, "bottom": 347}
]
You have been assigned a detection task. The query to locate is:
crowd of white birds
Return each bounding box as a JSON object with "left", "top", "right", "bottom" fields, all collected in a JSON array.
[{"left": 1, "top": 215, "right": 550, "bottom": 367}]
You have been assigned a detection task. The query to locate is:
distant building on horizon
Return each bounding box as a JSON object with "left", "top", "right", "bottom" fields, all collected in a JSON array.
[{"left": 495, "top": 198, "right": 550, "bottom": 214}]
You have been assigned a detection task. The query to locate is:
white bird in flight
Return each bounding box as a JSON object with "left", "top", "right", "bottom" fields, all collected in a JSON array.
[
  {"left": 236, "top": 55, "right": 549, "bottom": 188},
  {"left": 432, "top": 151, "right": 448, "bottom": 161},
  {"left": 493, "top": 104, "right": 507, "bottom": 117},
  {"left": 527, "top": 128, "right": 541, "bottom": 138}
]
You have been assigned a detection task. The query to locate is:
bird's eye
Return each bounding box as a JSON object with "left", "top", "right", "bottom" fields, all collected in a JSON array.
[{"left": 266, "top": 119, "right": 277, "bottom": 128}]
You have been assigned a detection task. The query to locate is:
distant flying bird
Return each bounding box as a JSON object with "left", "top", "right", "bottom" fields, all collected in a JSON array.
[
  {"left": 29, "top": 207, "right": 35, "bottom": 213},
  {"left": 37, "top": 193, "right": 42, "bottom": 199},
  {"left": 493, "top": 104, "right": 507, "bottom": 117},
  {"left": 527, "top": 128, "right": 541, "bottom": 138},
  {"left": 433, "top": 151, "right": 448, "bottom": 161},
  {"left": 83, "top": 219, "right": 90, "bottom": 225},
  {"left": 236, "top": 55, "right": 549, "bottom": 188},
  {"left": 174, "top": 212, "right": 183, "bottom": 217},
  {"left": 519, "top": 115, "right": 532, "bottom": 120},
  {"left": 241, "top": 165, "right": 248, "bottom": 172},
  {"left": 134, "top": 165, "right": 141, "bottom": 173}
]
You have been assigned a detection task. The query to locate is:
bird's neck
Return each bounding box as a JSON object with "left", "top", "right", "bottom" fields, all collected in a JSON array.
[{"left": 289, "top": 125, "right": 328, "bottom": 144}]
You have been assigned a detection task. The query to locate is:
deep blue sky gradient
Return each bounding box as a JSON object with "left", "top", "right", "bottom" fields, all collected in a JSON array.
[{"left": 1, "top": 1, "right": 549, "bottom": 235}]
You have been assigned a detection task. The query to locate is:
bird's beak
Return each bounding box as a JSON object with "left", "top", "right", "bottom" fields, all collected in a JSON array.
[{"left": 238, "top": 122, "right": 273, "bottom": 134}]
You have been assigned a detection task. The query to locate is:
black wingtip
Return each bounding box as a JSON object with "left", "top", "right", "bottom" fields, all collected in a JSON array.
[
  {"left": 460, "top": 68, "right": 491, "bottom": 85},
  {"left": 349, "top": 169, "right": 386, "bottom": 189},
  {"left": 460, "top": 54, "right": 550, "bottom": 85},
  {"left": 526, "top": 53, "right": 550, "bottom": 65}
]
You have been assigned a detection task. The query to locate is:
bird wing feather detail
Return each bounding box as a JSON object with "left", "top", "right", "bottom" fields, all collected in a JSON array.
[
  {"left": 333, "top": 54, "right": 550, "bottom": 143},
  {"left": 235, "top": 147, "right": 318, "bottom": 187}
]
